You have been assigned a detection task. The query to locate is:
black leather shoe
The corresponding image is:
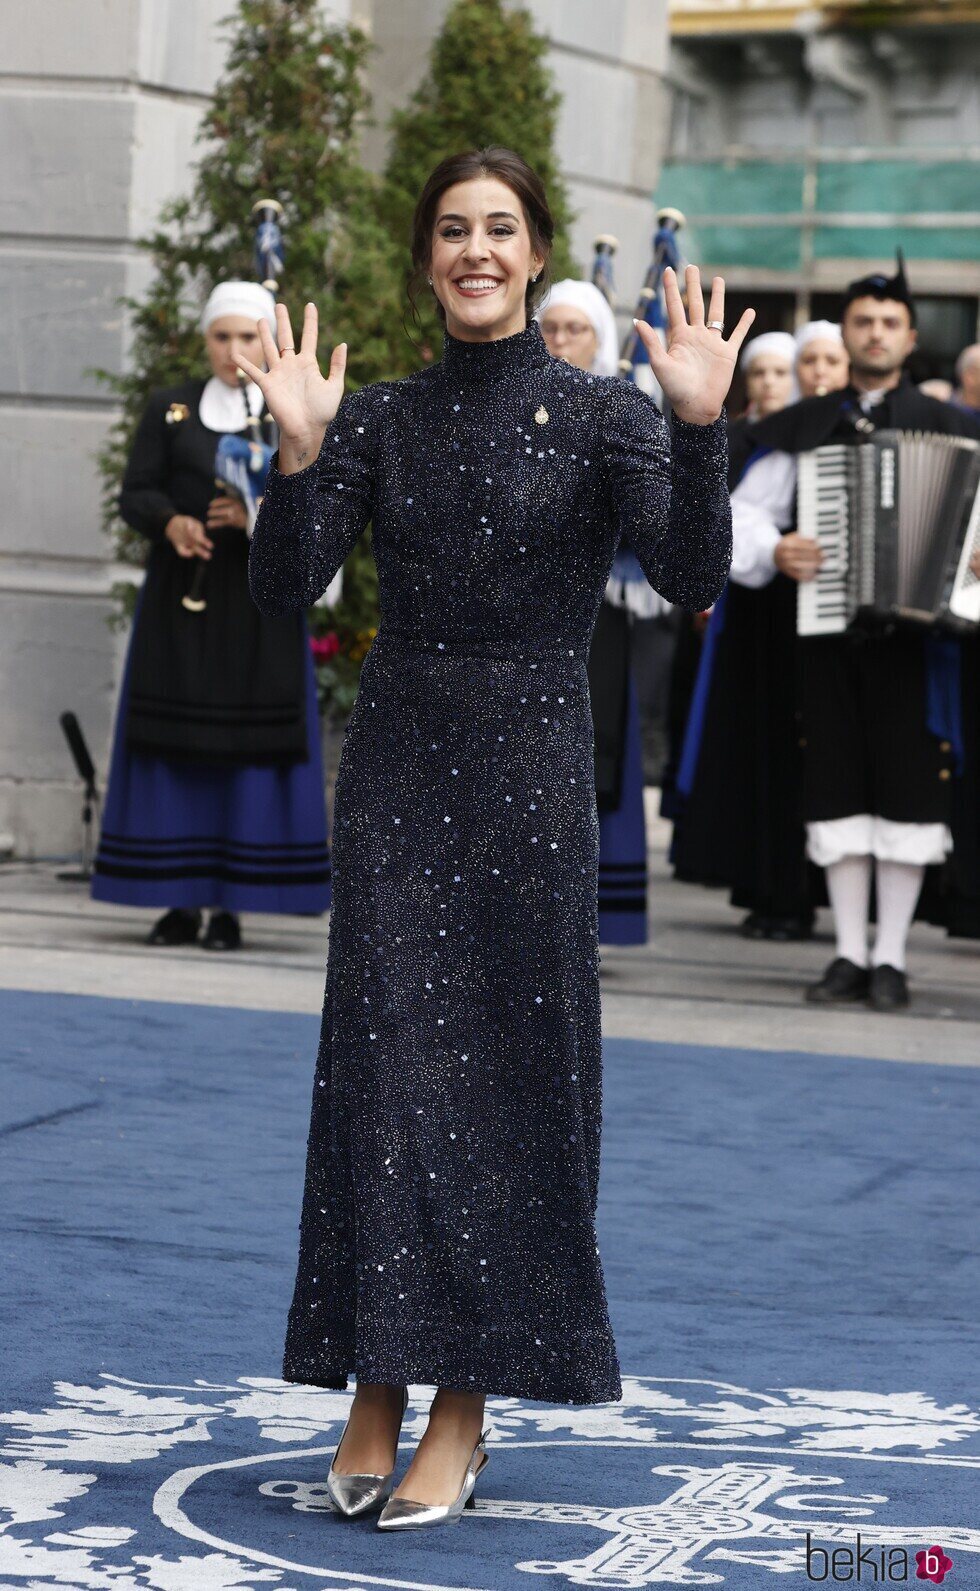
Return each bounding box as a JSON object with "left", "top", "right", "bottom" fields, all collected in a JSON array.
[
  {"left": 867, "top": 964, "right": 909, "bottom": 1011},
  {"left": 805, "top": 957, "right": 870, "bottom": 1004},
  {"left": 765, "top": 914, "right": 815, "bottom": 943},
  {"left": 202, "top": 910, "right": 241, "bottom": 951},
  {"left": 147, "top": 908, "right": 201, "bottom": 947},
  {"left": 741, "top": 911, "right": 814, "bottom": 942}
]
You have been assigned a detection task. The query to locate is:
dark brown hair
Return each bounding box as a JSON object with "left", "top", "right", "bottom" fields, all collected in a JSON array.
[{"left": 407, "top": 146, "right": 555, "bottom": 330}]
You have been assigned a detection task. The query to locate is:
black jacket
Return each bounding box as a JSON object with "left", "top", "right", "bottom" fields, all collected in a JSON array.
[
  {"left": 747, "top": 374, "right": 980, "bottom": 456},
  {"left": 119, "top": 381, "right": 308, "bottom": 765}
]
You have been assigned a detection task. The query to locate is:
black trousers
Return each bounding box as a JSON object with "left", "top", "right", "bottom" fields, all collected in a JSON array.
[{"left": 798, "top": 628, "right": 953, "bottom": 825}]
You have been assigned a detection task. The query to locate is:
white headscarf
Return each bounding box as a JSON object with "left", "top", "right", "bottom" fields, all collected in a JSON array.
[
  {"left": 535, "top": 279, "right": 620, "bottom": 378},
  {"left": 794, "top": 319, "right": 843, "bottom": 354},
  {"left": 537, "top": 280, "right": 665, "bottom": 617},
  {"left": 200, "top": 280, "right": 277, "bottom": 335},
  {"left": 739, "top": 331, "right": 797, "bottom": 374},
  {"left": 198, "top": 281, "right": 276, "bottom": 433}
]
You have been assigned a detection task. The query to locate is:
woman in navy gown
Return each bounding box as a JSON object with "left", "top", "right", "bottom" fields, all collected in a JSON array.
[
  {"left": 92, "top": 282, "right": 330, "bottom": 949},
  {"left": 242, "top": 147, "right": 752, "bottom": 1529}
]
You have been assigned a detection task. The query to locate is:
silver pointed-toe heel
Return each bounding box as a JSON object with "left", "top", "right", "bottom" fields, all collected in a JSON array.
[
  {"left": 375, "top": 1426, "right": 490, "bottom": 1530},
  {"left": 326, "top": 1385, "right": 410, "bottom": 1518}
]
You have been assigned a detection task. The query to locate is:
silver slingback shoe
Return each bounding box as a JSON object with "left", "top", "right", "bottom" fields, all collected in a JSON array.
[
  {"left": 375, "top": 1426, "right": 490, "bottom": 1530},
  {"left": 326, "top": 1385, "right": 410, "bottom": 1517}
]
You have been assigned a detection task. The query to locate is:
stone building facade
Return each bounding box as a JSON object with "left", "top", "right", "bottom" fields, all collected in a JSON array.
[
  {"left": 659, "top": 0, "right": 979, "bottom": 376},
  {"left": 0, "top": 0, "right": 671, "bottom": 859}
]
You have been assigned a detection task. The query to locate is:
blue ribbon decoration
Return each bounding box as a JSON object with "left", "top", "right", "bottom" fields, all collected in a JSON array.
[
  {"left": 610, "top": 540, "right": 647, "bottom": 584},
  {"left": 675, "top": 585, "right": 728, "bottom": 800}
]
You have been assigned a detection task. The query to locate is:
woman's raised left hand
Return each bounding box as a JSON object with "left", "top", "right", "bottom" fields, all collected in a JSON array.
[{"left": 633, "top": 266, "right": 755, "bottom": 425}]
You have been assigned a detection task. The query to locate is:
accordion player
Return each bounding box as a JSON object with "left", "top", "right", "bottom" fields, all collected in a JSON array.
[
  {"left": 797, "top": 429, "right": 980, "bottom": 637},
  {"left": 738, "top": 258, "right": 980, "bottom": 1008}
]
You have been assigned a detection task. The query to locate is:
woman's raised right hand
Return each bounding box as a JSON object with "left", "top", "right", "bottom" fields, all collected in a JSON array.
[{"left": 235, "top": 302, "right": 346, "bottom": 473}]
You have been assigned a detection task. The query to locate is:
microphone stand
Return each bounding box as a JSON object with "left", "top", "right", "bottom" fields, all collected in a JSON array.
[{"left": 56, "top": 711, "right": 100, "bottom": 882}]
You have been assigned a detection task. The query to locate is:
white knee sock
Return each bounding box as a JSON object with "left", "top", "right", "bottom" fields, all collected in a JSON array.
[
  {"left": 824, "top": 855, "right": 872, "bottom": 967},
  {"left": 872, "top": 860, "right": 925, "bottom": 971}
]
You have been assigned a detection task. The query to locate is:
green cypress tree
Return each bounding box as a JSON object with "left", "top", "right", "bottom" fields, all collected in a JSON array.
[
  {"left": 383, "top": 0, "right": 578, "bottom": 363},
  {"left": 94, "top": 0, "right": 400, "bottom": 716},
  {"left": 97, "top": 0, "right": 576, "bottom": 722},
  {"left": 311, "top": 0, "right": 579, "bottom": 720}
]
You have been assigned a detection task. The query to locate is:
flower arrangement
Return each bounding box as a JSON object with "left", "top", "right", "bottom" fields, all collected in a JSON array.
[{"left": 309, "top": 621, "right": 378, "bottom": 722}]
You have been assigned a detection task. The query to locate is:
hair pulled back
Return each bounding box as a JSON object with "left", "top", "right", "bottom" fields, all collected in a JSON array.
[{"left": 407, "top": 145, "right": 555, "bottom": 331}]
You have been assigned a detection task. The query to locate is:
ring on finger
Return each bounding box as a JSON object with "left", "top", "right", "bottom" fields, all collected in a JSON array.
[{"left": 707, "top": 319, "right": 724, "bottom": 331}]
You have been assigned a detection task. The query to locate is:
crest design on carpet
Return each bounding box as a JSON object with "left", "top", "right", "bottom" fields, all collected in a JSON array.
[{"left": 1, "top": 1374, "right": 978, "bottom": 1587}]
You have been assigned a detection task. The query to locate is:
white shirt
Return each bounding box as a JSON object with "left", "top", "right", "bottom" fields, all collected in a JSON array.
[
  {"left": 857, "top": 386, "right": 888, "bottom": 414},
  {"left": 728, "top": 450, "right": 798, "bottom": 589},
  {"left": 728, "top": 386, "right": 897, "bottom": 588}
]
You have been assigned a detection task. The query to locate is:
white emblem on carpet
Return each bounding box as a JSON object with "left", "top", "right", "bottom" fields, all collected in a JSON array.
[{"left": 1, "top": 1375, "right": 977, "bottom": 1586}]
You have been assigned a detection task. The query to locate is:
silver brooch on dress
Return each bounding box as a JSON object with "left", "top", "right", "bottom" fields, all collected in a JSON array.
[{"left": 534, "top": 405, "right": 549, "bottom": 425}]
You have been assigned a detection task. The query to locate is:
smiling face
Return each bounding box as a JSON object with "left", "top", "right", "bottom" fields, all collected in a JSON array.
[
  {"left": 745, "top": 352, "right": 795, "bottom": 417},
  {"left": 205, "top": 314, "right": 265, "bottom": 386},
  {"left": 428, "top": 175, "right": 544, "bottom": 343},
  {"left": 842, "top": 296, "right": 917, "bottom": 386},
  {"left": 796, "top": 337, "right": 849, "bottom": 398},
  {"left": 538, "top": 305, "right": 599, "bottom": 371}
]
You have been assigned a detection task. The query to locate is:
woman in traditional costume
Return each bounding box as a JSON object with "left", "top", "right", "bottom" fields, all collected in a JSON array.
[
  {"left": 92, "top": 281, "right": 331, "bottom": 948},
  {"left": 670, "top": 330, "right": 808, "bottom": 933},
  {"left": 537, "top": 279, "right": 652, "bottom": 944}
]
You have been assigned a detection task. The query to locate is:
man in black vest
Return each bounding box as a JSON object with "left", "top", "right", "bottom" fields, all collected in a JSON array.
[{"left": 742, "top": 257, "right": 980, "bottom": 1009}]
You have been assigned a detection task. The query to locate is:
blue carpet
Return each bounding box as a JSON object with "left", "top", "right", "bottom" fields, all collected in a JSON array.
[{"left": 1, "top": 988, "right": 977, "bottom": 1588}]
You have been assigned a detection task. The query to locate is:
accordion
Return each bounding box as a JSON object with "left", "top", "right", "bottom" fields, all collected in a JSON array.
[{"left": 797, "top": 430, "right": 980, "bottom": 637}]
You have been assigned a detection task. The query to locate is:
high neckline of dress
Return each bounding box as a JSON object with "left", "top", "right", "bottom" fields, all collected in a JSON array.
[{"left": 440, "top": 317, "right": 550, "bottom": 380}]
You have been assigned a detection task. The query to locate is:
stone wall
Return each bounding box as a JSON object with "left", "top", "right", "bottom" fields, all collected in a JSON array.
[{"left": 0, "top": 0, "right": 232, "bottom": 856}]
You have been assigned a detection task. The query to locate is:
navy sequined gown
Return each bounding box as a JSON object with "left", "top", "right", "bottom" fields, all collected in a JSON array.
[{"left": 250, "top": 319, "right": 731, "bottom": 1405}]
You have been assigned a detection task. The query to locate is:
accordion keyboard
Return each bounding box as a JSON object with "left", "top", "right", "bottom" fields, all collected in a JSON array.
[{"left": 797, "top": 446, "right": 851, "bottom": 635}]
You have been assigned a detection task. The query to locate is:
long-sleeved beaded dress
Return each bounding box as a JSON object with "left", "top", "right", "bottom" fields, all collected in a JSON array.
[{"left": 250, "top": 318, "right": 731, "bottom": 1405}]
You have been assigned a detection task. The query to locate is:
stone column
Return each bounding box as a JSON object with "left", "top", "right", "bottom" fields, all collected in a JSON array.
[{"left": 0, "top": 0, "right": 230, "bottom": 858}]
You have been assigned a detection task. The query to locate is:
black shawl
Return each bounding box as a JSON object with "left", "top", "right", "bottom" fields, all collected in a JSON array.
[{"left": 747, "top": 375, "right": 980, "bottom": 454}]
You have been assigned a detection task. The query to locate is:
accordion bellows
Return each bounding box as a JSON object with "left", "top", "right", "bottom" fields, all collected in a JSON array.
[{"left": 797, "top": 430, "right": 980, "bottom": 635}]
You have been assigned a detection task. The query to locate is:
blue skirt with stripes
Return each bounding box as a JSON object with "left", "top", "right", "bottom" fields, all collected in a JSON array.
[
  {"left": 597, "top": 666, "right": 648, "bottom": 945},
  {"left": 92, "top": 621, "right": 331, "bottom": 915}
]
